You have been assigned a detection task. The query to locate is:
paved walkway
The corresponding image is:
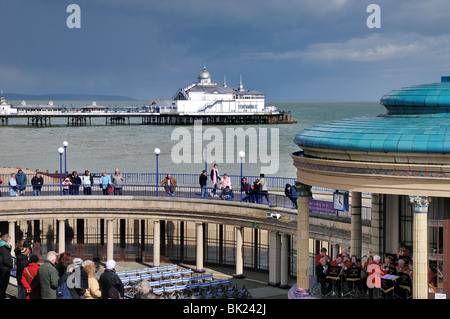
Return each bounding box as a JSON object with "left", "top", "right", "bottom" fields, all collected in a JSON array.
[
  {"left": 111, "top": 261, "right": 297, "bottom": 299},
  {"left": 6, "top": 261, "right": 297, "bottom": 299}
]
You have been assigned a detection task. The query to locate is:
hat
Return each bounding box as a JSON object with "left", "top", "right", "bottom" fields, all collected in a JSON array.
[
  {"left": 73, "top": 257, "right": 83, "bottom": 266},
  {"left": 21, "top": 247, "right": 28, "bottom": 254},
  {"left": 106, "top": 259, "right": 116, "bottom": 270}
]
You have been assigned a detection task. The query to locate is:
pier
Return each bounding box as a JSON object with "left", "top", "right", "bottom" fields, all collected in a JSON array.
[{"left": 0, "top": 111, "right": 297, "bottom": 127}]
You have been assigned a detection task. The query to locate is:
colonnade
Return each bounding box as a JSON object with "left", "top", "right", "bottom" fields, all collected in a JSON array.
[{"left": 7, "top": 217, "right": 291, "bottom": 288}]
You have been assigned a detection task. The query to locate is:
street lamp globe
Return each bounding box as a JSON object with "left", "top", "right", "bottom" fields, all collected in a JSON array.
[
  {"left": 154, "top": 148, "right": 161, "bottom": 155},
  {"left": 239, "top": 151, "right": 245, "bottom": 159},
  {"left": 58, "top": 147, "right": 64, "bottom": 154},
  {"left": 63, "top": 141, "right": 68, "bottom": 147}
]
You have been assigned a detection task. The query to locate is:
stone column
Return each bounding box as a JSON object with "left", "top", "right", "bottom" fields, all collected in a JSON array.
[
  {"left": 195, "top": 222, "right": 204, "bottom": 273},
  {"left": 331, "top": 243, "right": 340, "bottom": 260},
  {"left": 234, "top": 226, "right": 245, "bottom": 278},
  {"left": 153, "top": 220, "right": 160, "bottom": 267},
  {"left": 58, "top": 219, "right": 65, "bottom": 254},
  {"left": 268, "top": 231, "right": 281, "bottom": 286},
  {"left": 296, "top": 183, "right": 312, "bottom": 297},
  {"left": 409, "top": 196, "right": 430, "bottom": 299},
  {"left": 280, "top": 233, "right": 290, "bottom": 288},
  {"left": 370, "top": 193, "right": 383, "bottom": 256},
  {"left": 106, "top": 219, "right": 114, "bottom": 261},
  {"left": 351, "top": 192, "right": 362, "bottom": 258},
  {"left": 8, "top": 221, "right": 15, "bottom": 256}
]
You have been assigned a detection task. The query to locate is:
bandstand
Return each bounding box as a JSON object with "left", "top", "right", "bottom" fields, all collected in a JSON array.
[{"left": 292, "top": 76, "right": 450, "bottom": 299}]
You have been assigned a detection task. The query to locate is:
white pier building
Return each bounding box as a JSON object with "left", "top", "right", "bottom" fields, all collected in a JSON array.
[{"left": 148, "top": 67, "right": 278, "bottom": 115}]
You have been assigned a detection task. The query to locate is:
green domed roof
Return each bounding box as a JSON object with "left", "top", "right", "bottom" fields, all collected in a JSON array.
[{"left": 294, "top": 77, "right": 450, "bottom": 154}]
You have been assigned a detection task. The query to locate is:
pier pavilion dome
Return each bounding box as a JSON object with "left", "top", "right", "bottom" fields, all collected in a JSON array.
[{"left": 198, "top": 66, "right": 212, "bottom": 85}]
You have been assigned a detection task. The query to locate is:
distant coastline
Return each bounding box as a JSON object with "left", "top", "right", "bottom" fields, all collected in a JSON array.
[{"left": 4, "top": 93, "right": 138, "bottom": 101}]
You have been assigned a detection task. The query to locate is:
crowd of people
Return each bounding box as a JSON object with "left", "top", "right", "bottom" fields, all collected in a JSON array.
[
  {"left": 2, "top": 168, "right": 125, "bottom": 197},
  {"left": 314, "top": 244, "right": 423, "bottom": 299},
  {"left": 1, "top": 166, "right": 298, "bottom": 209},
  {"left": 0, "top": 235, "right": 127, "bottom": 299}
]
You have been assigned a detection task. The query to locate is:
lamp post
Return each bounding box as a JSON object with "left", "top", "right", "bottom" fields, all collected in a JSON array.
[
  {"left": 58, "top": 147, "right": 64, "bottom": 196},
  {"left": 63, "top": 141, "right": 68, "bottom": 177},
  {"left": 239, "top": 151, "right": 245, "bottom": 202},
  {"left": 154, "top": 148, "right": 160, "bottom": 197}
]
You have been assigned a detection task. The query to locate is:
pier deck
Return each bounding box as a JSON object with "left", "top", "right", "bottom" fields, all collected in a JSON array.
[{"left": 0, "top": 112, "right": 297, "bottom": 126}]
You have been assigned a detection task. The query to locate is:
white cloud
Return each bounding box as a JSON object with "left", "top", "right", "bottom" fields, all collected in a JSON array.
[{"left": 251, "top": 33, "right": 450, "bottom": 63}]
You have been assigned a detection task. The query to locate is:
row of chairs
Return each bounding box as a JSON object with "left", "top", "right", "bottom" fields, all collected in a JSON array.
[
  {"left": 184, "top": 279, "right": 252, "bottom": 300},
  {"left": 122, "top": 270, "right": 216, "bottom": 298},
  {"left": 116, "top": 264, "right": 180, "bottom": 277},
  {"left": 146, "top": 278, "right": 252, "bottom": 299},
  {"left": 120, "top": 270, "right": 213, "bottom": 286}
]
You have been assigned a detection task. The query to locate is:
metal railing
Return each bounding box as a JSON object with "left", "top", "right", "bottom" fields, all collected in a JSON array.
[
  {"left": 0, "top": 183, "right": 296, "bottom": 208},
  {"left": 0, "top": 183, "right": 372, "bottom": 220},
  {"left": 0, "top": 172, "right": 296, "bottom": 190}
]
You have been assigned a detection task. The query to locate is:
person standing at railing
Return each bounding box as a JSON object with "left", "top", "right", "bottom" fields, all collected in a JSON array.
[
  {"left": 70, "top": 171, "right": 81, "bottom": 195},
  {"left": 259, "top": 174, "right": 270, "bottom": 204},
  {"left": 62, "top": 177, "right": 72, "bottom": 195},
  {"left": 284, "top": 183, "right": 298, "bottom": 209},
  {"left": 252, "top": 179, "right": 262, "bottom": 204},
  {"left": 210, "top": 163, "right": 221, "bottom": 197},
  {"left": 160, "top": 174, "right": 177, "bottom": 197},
  {"left": 81, "top": 170, "right": 94, "bottom": 195},
  {"left": 240, "top": 177, "right": 251, "bottom": 202},
  {"left": 111, "top": 169, "right": 124, "bottom": 195},
  {"left": 8, "top": 173, "right": 18, "bottom": 197},
  {"left": 31, "top": 173, "right": 44, "bottom": 196},
  {"left": 15, "top": 168, "right": 27, "bottom": 196},
  {"left": 199, "top": 170, "right": 208, "bottom": 199},
  {"left": 99, "top": 171, "right": 112, "bottom": 195}
]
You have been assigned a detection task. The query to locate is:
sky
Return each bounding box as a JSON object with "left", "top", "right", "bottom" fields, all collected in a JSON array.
[{"left": 2, "top": 0, "right": 450, "bottom": 102}]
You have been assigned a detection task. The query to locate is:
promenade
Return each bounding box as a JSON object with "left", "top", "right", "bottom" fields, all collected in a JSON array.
[{"left": 0, "top": 166, "right": 374, "bottom": 301}]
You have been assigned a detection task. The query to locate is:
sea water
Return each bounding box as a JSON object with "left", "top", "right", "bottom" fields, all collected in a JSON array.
[{"left": 0, "top": 100, "right": 385, "bottom": 178}]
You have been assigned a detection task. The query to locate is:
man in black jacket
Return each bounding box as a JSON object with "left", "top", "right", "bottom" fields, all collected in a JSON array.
[
  {"left": 199, "top": 170, "right": 208, "bottom": 198},
  {"left": 0, "top": 234, "right": 13, "bottom": 299},
  {"left": 316, "top": 257, "right": 330, "bottom": 297},
  {"left": 98, "top": 259, "right": 124, "bottom": 299},
  {"left": 31, "top": 173, "right": 44, "bottom": 196}
]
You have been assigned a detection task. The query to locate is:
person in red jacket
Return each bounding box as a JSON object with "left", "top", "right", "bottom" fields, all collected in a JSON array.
[
  {"left": 21, "top": 255, "right": 41, "bottom": 299},
  {"left": 366, "top": 255, "right": 385, "bottom": 299},
  {"left": 315, "top": 248, "right": 330, "bottom": 265}
]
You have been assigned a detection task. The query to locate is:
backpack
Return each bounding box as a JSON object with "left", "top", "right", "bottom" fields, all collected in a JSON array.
[{"left": 56, "top": 282, "right": 73, "bottom": 299}]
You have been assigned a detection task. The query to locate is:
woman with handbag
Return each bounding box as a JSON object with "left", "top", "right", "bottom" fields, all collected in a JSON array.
[{"left": 99, "top": 171, "right": 112, "bottom": 195}]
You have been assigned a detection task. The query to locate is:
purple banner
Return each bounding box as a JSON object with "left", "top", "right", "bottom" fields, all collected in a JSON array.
[{"left": 309, "top": 200, "right": 335, "bottom": 215}]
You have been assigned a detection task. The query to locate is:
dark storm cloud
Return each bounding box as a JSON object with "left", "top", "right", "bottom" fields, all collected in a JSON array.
[{"left": 1, "top": 0, "right": 450, "bottom": 101}]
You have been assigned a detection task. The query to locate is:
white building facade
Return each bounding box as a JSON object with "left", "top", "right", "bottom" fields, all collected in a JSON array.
[{"left": 150, "top": 67, "right": 274, "bottom": 115}]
